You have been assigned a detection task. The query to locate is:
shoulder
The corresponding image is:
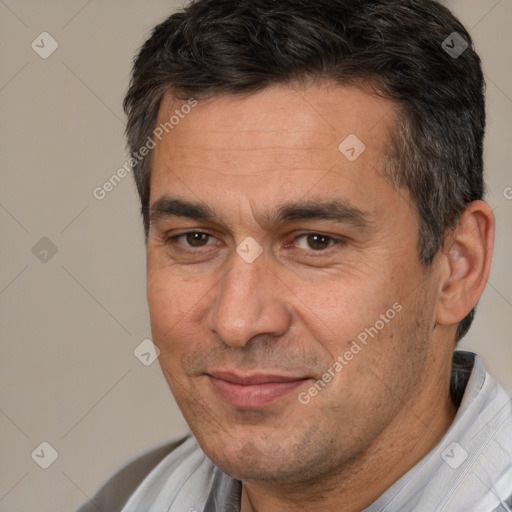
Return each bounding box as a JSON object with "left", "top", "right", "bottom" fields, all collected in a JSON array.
[
  {"left": 426, "top": 352, "right": 512, "bottom": 509},
  {"left": 77, "top": 433, "right": 193, "bottom": 512}
]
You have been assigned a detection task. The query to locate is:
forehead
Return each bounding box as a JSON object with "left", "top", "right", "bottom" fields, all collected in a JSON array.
[
  {"left": 156, "top": 82, "right": 395, "bottom": 151},
  {"left": 151, "top": 83, "right": 400, "bottom": 218}
]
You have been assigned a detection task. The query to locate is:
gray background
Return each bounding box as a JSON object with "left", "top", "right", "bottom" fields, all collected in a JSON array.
[{"left": 0, "top": 1, "right": 510, "bottom": 511}]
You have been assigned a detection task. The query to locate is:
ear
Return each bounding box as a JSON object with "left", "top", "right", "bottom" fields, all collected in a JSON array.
[{"left": 436, "top": 200, "right": 495, "bottom": 327}]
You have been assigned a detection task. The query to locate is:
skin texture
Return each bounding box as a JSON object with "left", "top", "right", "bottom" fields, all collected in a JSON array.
[{"left": 146, "top": 83, "right": 494, "bottom": 512}]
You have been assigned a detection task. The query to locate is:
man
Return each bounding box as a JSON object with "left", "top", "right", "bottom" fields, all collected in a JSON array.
[{"left": 79, "top": 0, "right": 512, "bottom": 510}]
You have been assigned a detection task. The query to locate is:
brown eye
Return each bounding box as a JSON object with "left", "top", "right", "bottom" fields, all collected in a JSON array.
[
  {"left": 298, "top": 233, "right": 334, "bottom": 251},
  {"left": 185, "top": 232, "right": 211, "bottom": 247},
  {"left": 307, "top": 234, "right": 330, "bottom": 250}
]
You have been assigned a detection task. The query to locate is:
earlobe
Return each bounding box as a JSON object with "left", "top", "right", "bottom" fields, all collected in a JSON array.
[{"left": 436, "top": 200, "right": 495, "bottom": 326}]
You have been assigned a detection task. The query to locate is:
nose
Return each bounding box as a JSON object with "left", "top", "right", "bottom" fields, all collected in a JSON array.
[{"left": 205, "top": 249, "right": 292, "bottom": 348}]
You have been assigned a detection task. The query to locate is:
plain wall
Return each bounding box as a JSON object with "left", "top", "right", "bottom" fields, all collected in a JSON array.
[{"left": 0, "top": 1, "right": 510, "bottom": 510}]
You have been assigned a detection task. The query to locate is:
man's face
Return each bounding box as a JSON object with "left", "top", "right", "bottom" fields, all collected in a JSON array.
[{"left": 147, "top": 84, "right": 445, "bottom": 483}]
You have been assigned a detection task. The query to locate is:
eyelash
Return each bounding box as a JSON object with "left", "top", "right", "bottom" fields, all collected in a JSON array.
[{"left": 165, "top": 231, "right": 345, "bottom": 254}]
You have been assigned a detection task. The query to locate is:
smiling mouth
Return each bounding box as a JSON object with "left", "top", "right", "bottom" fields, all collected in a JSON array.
[{"left": 207, "top": 371, "right": 311, "bottom": 408}]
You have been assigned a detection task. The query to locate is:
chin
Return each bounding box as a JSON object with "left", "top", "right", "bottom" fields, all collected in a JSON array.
[{"left": 194, "top": 426, "right": 334, "bottom": 483}]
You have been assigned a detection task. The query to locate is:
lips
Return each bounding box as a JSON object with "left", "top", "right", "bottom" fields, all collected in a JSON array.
[{"left": 207, "top": 371, "right": 310, "bottom": 408}]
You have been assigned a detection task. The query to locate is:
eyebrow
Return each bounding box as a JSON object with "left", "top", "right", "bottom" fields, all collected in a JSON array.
[{"left": 149, "top": 196, "right": 371, "bottom": 229}]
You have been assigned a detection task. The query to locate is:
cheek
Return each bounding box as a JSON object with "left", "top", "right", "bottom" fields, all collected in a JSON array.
[
  {"left": 289, "top": 274, "right": 402, "bottom": 351},
  {"left": 147, "top": 252, "right": 203, "bottom": 329},
  {"left": 147, "top": 276, "right": 177, "bottom": 340},
  {"left": 146, "top": 259, "right": 216, "bottom": 375},
  {"left": 147, "top": 270, "right": 187, "bottom": 359}
]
